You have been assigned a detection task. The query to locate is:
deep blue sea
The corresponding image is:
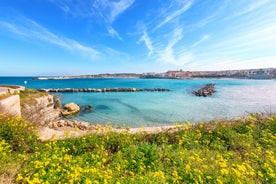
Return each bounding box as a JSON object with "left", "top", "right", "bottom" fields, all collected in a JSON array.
[{"left": 1, "top": 77, "right": 276, "bottom": 127}]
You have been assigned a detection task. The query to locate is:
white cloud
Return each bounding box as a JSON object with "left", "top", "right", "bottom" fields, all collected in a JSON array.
[
  {"left": 167, "top": 28, "right": 183, "bottom": 48},
  {"left": 157, "top": 28, "right": 193, "bottom": 66},
  {"left": 138, "top": 30, "right": 153, "bottom": 56},
  {"left": 227, "top": 0, "right": 271, "bottom": 19},
  {"left": 154, "top": 0, "right": 194, "bottom": 30},
  {"left": 107, "top": 26, "right": 122, "bottom": 40},
  {"left": 0, "top": 18, "right": 100, "bottom": 58},
  {"left": 210, "top": 24, "right": 276, "bottom": 52},
  {"left": 191, "top": 35, "right": 210, "bottom": 48},
  {"left": 49, "top": 0, "right": 134, "bottom": 39},
  {"left": 109, "top": 0, "right": 135, "bottom": 23}
]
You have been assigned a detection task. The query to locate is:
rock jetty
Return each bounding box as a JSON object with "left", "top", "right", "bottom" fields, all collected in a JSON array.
[
  {"left": 40, "top": 88, "right": 170, "bottom": 93},
  {"left": 193, "top": 84, "right": 216, "bottom": 97}
]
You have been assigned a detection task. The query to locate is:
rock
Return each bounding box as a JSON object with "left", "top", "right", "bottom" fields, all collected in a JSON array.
[
  {"left": 64, "top": 103, "right": 80, "bottom": 112},
  {"left": 61, "top": 102, "right": 80, "bottom": 117},
  {"left": 84, "top": 105, "right": 93, "bottom": 111},
  {"left": 53, "top": 95, "right": 62, "bottom": 109},
  {"left": 21, "top": 94, "right": 61, "bottom": 124},
  {"left": 193, "top": 84, "right": 216, "bottom": 97}
]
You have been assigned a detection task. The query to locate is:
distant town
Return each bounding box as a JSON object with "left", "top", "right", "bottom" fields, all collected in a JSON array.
[{"left": 35, "top": 68, "right": 276, "bottom": 80}]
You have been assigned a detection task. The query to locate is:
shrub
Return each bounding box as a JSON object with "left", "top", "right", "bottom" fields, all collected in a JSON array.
[{"left": 0, "top": 115, "right": 39, "bottom": 153}]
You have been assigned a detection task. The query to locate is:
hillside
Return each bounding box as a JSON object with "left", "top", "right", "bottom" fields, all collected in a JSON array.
[{"left": 0, "top": 114, "right": 275, "bottom": 183}]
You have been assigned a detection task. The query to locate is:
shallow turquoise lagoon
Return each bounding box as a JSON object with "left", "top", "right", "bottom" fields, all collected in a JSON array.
[{"left": 1, "top": 77, "right": 276, "bottom": 127}]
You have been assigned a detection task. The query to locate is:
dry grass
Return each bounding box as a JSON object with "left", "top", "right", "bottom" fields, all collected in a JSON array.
[
  {"left": 0, "top": 165, "right": 21, "bottom": 184},
  {"left": 0, "top": 85, "right": 20, "bottom": 89},
  {"left": 20, "top": 89, "right": 48, "bottom": 106},
  {"left": 0, "top": 94, "right": 12, "bottom": 101}
]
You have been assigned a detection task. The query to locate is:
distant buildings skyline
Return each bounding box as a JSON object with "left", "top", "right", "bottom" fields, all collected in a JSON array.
[{"left": 34, "top": 68, "right": 276, "bottom": 80}]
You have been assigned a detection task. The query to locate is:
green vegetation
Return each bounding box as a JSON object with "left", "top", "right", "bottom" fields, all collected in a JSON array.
[
  {"left": 0, "top": 85, "right": 21, "bottom": 89},
  {"left": 0, "top": 114, "right": 276, "bottom": 183},
  {"left": 0, "top": 93, "right": 12, "bottom": 100},
  {"left": 19, "top": 88, "right": 48, "bottom": 106},
  {"left": 0, "top": 116, "right": 39, "bottom": 183}
]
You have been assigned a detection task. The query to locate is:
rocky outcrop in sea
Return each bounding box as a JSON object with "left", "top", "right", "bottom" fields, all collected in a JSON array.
[
  {"left": 192, "top": 84, "right": 216, "bottom": 97},
  {"left": 61, "top": 102, "right": 81, "bottom": 117}
]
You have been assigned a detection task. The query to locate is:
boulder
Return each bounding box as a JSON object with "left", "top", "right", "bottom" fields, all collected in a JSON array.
[
  {"left": 64, "top": 102, "right": 80, "bottom": 112},
  {"left": 61, "top": 102, "right": 80, "bottom": 117}
]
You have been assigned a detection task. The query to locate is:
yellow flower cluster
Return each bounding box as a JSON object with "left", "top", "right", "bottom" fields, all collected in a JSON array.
[{"left": 1, "top": 114, "right": 275, "bottom": 183}]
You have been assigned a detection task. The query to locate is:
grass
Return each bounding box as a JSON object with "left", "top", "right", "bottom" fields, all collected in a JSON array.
[
  {"left": 0, "top": 113, "right": 276, "bottom": 183},
  {"left": 19, "top": 88, "right": 48, "bottom": 106},
  {"left": 0, "top": 85, "right": 21, "bottom": 89},
  {"left": 0, "top": 94, "right": 12, "bottom": 101}
]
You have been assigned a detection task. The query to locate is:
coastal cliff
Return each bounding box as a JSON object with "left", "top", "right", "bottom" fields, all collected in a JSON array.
[
  {"left": 0, "top": 85, "right": 25, "bottom": 116},
  {"left": 21, "top": 93, "right": 61, "bottom": 124}
]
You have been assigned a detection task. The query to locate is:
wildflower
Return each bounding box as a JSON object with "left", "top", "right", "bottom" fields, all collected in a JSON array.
[
  {"left": 185, "top": 164, "right": 191, "bottom": 172},
  {"left": 221, "top": 168, "right": 229, "bottom": 175},
  {"left": 216, "top": 178, "right": 223, "bottom": 184}
]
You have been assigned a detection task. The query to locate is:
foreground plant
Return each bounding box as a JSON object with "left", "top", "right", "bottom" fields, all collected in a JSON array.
[{"left": 1, "top": 114, "right": 276, "bottom": 183}]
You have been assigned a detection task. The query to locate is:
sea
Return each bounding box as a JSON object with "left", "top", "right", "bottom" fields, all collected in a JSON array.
[{"left": 1, "top": 77, "right": 276, "bottom": 127}]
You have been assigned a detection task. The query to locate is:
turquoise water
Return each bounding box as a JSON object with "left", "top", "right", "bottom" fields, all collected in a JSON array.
[{"left": 1, "top": 77, "right": 276, "bottom": 127}]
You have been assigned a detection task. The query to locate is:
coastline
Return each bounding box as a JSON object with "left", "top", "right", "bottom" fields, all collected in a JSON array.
[
  {"left": 39, "top": 119, "right": 180, "bottom": 141},
  {"left": 38, "top": 112, "right": 275, "bottom": 141},
  {"left": 33, "top": 67, "right": 276, "bottom": 80}
]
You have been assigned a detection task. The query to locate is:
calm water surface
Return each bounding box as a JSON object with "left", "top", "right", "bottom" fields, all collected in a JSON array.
[{"left": 1, "top": 77, "right": 276, "bottom": 127}]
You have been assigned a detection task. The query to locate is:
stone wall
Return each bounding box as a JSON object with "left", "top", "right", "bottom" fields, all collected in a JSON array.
[
  {"left": 21, "top": 94, "right": 61, "bottom": 124},
  {"left": 0, "top": 95, "right": 21, "bottom": 116}
]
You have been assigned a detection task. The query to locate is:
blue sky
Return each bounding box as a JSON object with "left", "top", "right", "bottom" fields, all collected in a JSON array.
[{"left": 0, "top": 0, "right": 275, "bottom": 76}]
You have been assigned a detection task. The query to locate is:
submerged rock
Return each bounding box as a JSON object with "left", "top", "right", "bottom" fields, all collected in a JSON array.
[{"left": 84, "top": 105, "right": 93, "bottom": 111}]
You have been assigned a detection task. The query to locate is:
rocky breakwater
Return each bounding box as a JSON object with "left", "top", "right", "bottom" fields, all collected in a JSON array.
[
  {"left": 61, "top": 102, "right": 80, "bottom": 117},
  {"left": 193, "top": 84, "right": 216, "bottom": 97},
  {"left": 41, "top": 88, "right": 170, "bottom": 93}
]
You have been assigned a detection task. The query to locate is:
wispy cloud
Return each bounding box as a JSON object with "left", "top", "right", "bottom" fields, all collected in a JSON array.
[
  {"left": 138, "top": 29, "right": 153, "bottom": 56},
  {"left": 210, "top": 24, "right": 276, "bottom": 53},
  {"left": 107, "top": 26, "right": 122, "bottom": 40},
  {"left": 0, "top": 17, "right": 100, "bottom": 58},
  {"left": 157, "top": 28, "right": 193, "bottom": 66},
  {"left": 225, "top": 0, "right": 271, "bottom": 20},
  {"left": 50, "top": 0, "right": 135, "bottom": 39},
  {"left": 154, "top": 0, "right": 194, "bottom": 30},
  {"left": 109, "top": 0, "right": 135, "bottom": 23},
  {"left": 191, "top": 35, "right": 210, "bottom": 48}
]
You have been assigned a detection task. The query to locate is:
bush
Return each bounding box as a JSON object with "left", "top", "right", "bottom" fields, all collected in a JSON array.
[
  {"left": 0, "top": 114, "right": 276, "bottom": 183},
  {"left": 0, "top": 115, "right": 39, "bottom": 153}
]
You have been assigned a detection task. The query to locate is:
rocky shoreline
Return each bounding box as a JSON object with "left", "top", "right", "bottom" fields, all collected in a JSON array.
[
  {"left": 47, "top": 119, "right": 97, "bottom": 130},
  {"left": 39, "top": 118, "right": 181, "bottom": 141},
  {"left": 40, "top": 88, "right": 170, "bottom": 93}
]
